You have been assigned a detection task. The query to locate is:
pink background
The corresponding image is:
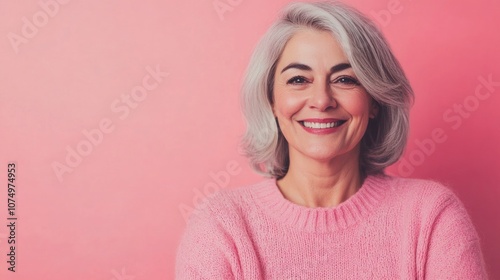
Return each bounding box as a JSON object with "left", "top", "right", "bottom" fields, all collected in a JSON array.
[{"left": 0, "top": 0, "right": 499, "bottom": 279}]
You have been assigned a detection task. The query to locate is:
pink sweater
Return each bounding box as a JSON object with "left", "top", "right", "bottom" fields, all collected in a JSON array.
[{"left": 175, "top": 175, "right": 488, "bottom": 279}]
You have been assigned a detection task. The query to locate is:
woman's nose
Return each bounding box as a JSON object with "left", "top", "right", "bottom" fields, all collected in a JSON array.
[{"left": 308, "top": 80, "right": 337, "bottom": 111}]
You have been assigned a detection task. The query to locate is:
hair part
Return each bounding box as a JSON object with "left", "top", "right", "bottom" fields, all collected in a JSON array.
[{"left": 240, "top": 1, "right": 414, "bottom": 179}]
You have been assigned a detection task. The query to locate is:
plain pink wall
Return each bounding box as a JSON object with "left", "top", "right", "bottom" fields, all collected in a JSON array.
[{"left": 0, "top": 0, "right": 498, "bottom": 279}]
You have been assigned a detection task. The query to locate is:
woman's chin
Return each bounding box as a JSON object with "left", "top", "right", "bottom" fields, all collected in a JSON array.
[{"left": 299, "top": 150, "right": 349, "bottom": 163}]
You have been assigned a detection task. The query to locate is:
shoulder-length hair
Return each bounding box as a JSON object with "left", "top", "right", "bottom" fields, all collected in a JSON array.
[{"left": 240, "top": 1, "right": 414, "bottom": 179}]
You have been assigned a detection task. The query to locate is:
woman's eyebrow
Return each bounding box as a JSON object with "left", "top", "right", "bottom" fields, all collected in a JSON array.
[
  {"left": 330, "top": 63, "right": 351, "bottom": 74},
  {"left": 280, "top": 63, "right": 312, "bottom": 73},
  {"left": 280, "top": 62, "right": 352, "bottom": 74}
]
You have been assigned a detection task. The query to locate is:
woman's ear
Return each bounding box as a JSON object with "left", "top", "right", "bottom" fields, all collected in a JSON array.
[{"left": 369, "top": 101, "right": 379, "bottom": 119}]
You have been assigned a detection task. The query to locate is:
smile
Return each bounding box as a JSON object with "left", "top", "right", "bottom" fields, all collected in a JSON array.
[
  {"left": 298, "top": 119, "right": 348, "bottom": 134},
  {"left": 302, "top": 120, "right": 346, "bottom": 128}
]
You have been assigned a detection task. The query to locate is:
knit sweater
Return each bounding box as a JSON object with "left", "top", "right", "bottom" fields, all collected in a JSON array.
[{"left": 175, "top": 174, "right": 488, "bottom": 279}]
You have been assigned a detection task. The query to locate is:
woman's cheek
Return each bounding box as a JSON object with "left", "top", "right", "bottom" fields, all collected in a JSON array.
[
  {"left": 338, "top": 92, "right": 371, "bottom": 118},
  {"left": 275, "top": 92, "right": 306, "bottom": 118}
]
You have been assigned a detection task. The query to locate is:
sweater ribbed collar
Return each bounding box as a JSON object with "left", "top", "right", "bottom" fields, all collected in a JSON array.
[{"left": 251, "top": 174, "right": 392, "bottom": 233}]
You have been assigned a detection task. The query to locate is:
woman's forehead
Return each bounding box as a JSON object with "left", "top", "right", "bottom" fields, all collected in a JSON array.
[{"left": 277, "top": 29, "right": 349, "bottom": 72}]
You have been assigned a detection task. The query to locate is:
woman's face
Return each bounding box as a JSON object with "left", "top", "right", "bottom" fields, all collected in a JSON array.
[{"left": 272, "top": 28, "right": 378, "bottom": 164}]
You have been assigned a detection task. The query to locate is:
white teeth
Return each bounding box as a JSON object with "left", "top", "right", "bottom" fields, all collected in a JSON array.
[{"left": 303, "top": 121, "right": 344, "bottom": 128}]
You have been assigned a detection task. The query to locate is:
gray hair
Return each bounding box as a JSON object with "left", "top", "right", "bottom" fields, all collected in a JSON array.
[{"left": 240, "top": 1, "right": 414, "bottom": 179}]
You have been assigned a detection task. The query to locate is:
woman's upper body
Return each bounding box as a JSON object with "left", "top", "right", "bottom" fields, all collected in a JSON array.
[
  {"left": 175, "top": 174, "right": 488, "bottom": 279},
  {"left": 176, "top": 1, "right": 488, "bottom": 279}
]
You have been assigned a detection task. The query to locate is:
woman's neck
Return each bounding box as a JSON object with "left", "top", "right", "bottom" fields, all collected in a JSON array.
[{"left": 276, "top": 149, "right": 362, "bottom": 208}]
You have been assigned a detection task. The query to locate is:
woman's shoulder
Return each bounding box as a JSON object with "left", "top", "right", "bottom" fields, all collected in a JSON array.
[
  {"left": 186, "top": 179, "right": 269, "bottom": 224},
  {"left": 375, "top": 176, "right": 486, "bottom": 278},
  {"left": 380, "top": 174, "right": 458, "bottom": 199},
  {"left": 377, "top": 174, "right": 467, "bottom": 215}
]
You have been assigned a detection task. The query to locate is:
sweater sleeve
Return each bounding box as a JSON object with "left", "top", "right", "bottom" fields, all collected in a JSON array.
[
  {"left": 175, "top": 198, "right": 237, "bottom": 280},
  {"left": 424, "top": 189, "right": 489, "bottom": 279}
]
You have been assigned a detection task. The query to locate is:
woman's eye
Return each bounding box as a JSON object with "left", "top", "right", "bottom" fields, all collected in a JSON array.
[
  {"left": 287, "top": 76, "right": 308, "bottom": 85},
  {"left": 331, "top": 76, "right": 361, "bottom": 88}
]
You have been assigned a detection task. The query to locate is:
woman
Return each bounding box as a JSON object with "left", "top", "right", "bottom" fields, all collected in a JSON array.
[{"left": 176, "top": 1, "right": 488, "bottom": 279}]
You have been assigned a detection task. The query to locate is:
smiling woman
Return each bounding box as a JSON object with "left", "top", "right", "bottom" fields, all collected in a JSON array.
[
  {"left": 271, "top": 28, "right": 379, "bottom": 206},
  {"left": 175, "top": 1, "right": 488, "bottom": 279}
]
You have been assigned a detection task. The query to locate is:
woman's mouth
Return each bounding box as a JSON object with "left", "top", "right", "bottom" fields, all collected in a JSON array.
[
  {"left": 298, "top": 119, "right": 347, "bottom": 134},
  {"left": 300, "top": 120, "right": 346, "bottom": 128}
]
